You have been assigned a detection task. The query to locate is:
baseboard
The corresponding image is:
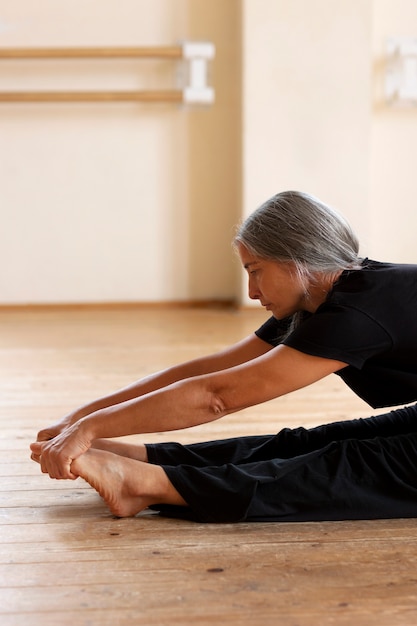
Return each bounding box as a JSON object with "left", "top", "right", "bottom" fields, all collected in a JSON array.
[{"left": 0, "top": 299, "right": 238, "bottom": 312}]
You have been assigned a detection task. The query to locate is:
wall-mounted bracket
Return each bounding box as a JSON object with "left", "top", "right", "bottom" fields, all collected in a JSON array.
[
  {"left": 386, "top": 37, "right": 417, "bottom": 104},
  {"left": 181, "top": 41, "right": 215, "bottom": 104}
]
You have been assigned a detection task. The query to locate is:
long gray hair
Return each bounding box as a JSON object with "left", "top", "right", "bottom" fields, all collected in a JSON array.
[{"left": 234, "top": 190, "right": 362, "bottom": 281}]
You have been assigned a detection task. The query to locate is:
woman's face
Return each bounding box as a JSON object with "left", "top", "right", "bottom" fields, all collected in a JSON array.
[{"left": 237, "top": 243, "right": 311, "bottom": 319}]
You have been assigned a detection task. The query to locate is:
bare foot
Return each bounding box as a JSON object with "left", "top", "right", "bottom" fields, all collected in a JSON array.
[
  {"left": 91, "top": 438, "right": 148, "bottom": 462},
  {"left": 71, "top": 448, "right": 185, "bottom": 517}
]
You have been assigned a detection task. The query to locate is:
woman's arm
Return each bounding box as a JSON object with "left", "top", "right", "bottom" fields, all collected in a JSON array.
[
  {"left": 31, "top": 344, "right": 347, "bottom": 479},
  {"left": 35, "top": 334, "right": 273, "bottom": 442}
]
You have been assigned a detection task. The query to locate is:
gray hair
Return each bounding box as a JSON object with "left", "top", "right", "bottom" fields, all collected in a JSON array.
[{"left": 234, "top": 190, "right": 362, "bottom": 280}]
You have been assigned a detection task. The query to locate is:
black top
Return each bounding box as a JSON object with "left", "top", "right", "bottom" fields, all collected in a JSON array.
[{"left": 254, "top": 260, "right": 417, "bottom": 409}]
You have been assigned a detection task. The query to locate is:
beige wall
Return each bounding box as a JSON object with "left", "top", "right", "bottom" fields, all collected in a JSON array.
[
  {"left": 369, "top": 0, "right": 417, "bottom": 263},
  {"left": 0, "top": 0, "right": 241, "bottom": 304},
  {"left": 241, "top": 0, "right": 417, "bottom": 305},
  {"left": 1, "top": 1, "right": 417, "bottom": 305},
  {"left": 242, "top": 0, "right": 372, "bottom": 233},
  {"left": 241, "top": 0, "right": 373, "bottom": 304}
]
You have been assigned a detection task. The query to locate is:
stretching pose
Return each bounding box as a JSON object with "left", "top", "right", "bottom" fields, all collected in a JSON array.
[{"left": 30, "top": 191, "right": 417, "bottom": 523}]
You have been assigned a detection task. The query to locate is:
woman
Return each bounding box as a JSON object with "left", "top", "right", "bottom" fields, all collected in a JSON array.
[{"left": 30, "top": 191, "right": 417, "bottom": 523}]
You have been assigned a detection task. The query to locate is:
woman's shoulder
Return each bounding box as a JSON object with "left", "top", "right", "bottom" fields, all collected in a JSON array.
[
  {"left": 335, "top": 258, "right": 417, "bottom": 294},
  {"left": 361, "top": 258, "right": 417, "bottom": 271}
]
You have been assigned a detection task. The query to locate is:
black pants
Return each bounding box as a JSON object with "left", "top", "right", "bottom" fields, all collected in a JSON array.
[{"left": 146, "top": 403, "right": 417, "bottom": 523}]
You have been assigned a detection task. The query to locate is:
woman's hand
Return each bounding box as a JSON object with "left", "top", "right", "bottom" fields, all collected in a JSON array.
[
  {"left": 30, "top": 409, "right": 90, "bottom": 462},
  {"left": 36, "top": 416, "right": 72, "bottom": 441},
  {"left": 29, "top": 420, "right": 92, "bottom": 480}
]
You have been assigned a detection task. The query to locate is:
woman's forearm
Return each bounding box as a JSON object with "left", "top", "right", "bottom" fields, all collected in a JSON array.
[{"left": 80, "top": 376, "right": 226, "bottom": 442}]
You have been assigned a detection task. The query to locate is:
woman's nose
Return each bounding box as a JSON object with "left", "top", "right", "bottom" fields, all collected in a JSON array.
[{"left": 248, "top": 276, "right": 261, "bottom": 300}]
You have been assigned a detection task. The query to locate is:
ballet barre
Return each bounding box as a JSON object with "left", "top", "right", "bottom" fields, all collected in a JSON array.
[{"left": 0, "top": 42, "right": 215, "bottom": 104}]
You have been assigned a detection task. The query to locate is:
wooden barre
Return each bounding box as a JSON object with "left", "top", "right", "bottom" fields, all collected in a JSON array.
[
  {"left": 0, "top": 90, "right": 184, "bottom": 103},
  {"left": 0, "top": 46, "right": 184, "bottom": 59},
  {"left": 0, "top": 44, "right": 215, "bottom": 104}
]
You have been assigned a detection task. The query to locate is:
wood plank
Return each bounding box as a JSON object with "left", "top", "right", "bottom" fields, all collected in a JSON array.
[
  {"left": 0, "top": 487, "right": 99, "bottom": 508},
  {"left": 2, "top": 610, "right": 417, "bottom": 626},
  {"left": 2, "top": 515, "right": 417, "bottom": 545},
  {"left": 2, "top": 578, "right": 417, "bottom": 625}
]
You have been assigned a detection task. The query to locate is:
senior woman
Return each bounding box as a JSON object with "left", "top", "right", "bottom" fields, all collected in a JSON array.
[{"left": 31, "top": 191, "right": 417, "bottom": 523}]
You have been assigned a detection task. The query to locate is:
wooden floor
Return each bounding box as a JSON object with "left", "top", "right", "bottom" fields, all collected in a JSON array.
[{"left": 2, "top": 305, "right": 417, "bottom": 625}]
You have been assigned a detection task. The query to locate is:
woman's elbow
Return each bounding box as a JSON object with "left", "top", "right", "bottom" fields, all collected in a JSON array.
[
  {"left": 188, "top": 376, "right": 240, "bottom": 421},
  {"left": 209, "top": 392, "right": 228, "bottom": 418}
]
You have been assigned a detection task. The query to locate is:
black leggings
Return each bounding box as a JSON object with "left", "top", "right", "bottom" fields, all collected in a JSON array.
[{"left": 146, "top": 403, "right": 417, "bottom": 523}]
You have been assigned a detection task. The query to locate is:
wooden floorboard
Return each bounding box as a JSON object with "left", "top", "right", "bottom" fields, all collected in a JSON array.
[{"left": 1, "top": 306, "right": 417, "bottom": 625}]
